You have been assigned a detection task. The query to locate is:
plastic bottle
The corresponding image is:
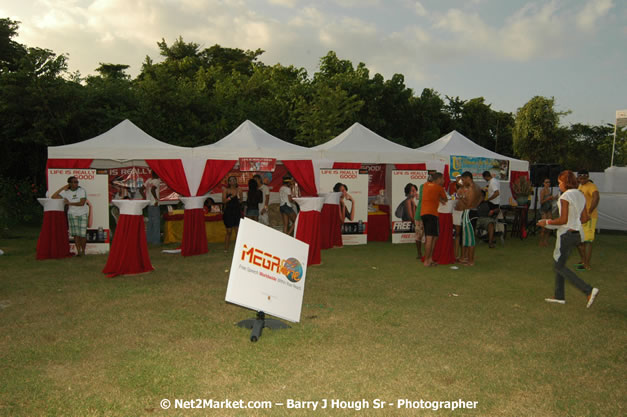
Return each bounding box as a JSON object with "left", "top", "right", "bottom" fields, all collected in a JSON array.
[
  {"left": 358, "top": 219, "right": 364, "bottom": 233},
  {"left": 97, "top": 227, "right": 104, "bottom": 242}
]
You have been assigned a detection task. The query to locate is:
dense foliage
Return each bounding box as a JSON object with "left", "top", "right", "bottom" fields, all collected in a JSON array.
[{"left": 1, "top": 18, "right": 625, "bottom": 196}]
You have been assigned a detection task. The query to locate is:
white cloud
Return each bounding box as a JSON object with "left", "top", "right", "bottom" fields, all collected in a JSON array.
[
  {"left": 267, "top": 0, "right": 298, "bottom": 7},
  {"left": 334, "top": 0, "right": 380, "bottom": 8},
  {"left": 576, "top": 0, "right": 614, "bottom": 31},
  {"left": 431, "top": 1, "right": 574, "bottom": 61},
  {"left": 402, "top": 0, "right": 427, "bottom": 17}
]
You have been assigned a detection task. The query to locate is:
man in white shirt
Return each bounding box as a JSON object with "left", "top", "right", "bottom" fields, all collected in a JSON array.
[
  {"left": 482, "top": 171, "right": 501, "bottom": 248},
  {"left": 52, "top": 176, "right": 89, "bottom": 256},
  {"left": 144, "top": 171, "right": 161, "bottom": 244}
]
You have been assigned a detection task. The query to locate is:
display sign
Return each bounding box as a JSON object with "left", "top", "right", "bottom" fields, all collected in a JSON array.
[
  {"left": 319, "top": 169, "right": 368, "bottom": 245},
  {"left": 239, "top": 157, "right": 277, "bottom": 172},
  {"left": 617, "top": 109, "right": 627, "bottom": 127},
  {"left": 449, "top": 155, "right": 509, "bottom": 181},
  {"left": 108, "top": 166, "right": 178, "bottom": 202},
  {"left": 364, "top": 164, "right": 386, "bottom": 197},
  {"left": 225, "top": 218, "right": 309, "bottom": 323},
  {"left": 391, "top": 170, "right": 428, "bottom": 244},
  {"left": 48, "top": 168, "right": 110, "bottom": 254}
]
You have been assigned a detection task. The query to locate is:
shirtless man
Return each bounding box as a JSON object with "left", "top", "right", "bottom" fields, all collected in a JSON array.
[{"left": 455, "top": 171, "right": 483, "bottom": 266}]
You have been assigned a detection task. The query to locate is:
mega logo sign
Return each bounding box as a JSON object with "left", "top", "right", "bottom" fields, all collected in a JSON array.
[
  {"left": 240, "top": 244, "right": 303, "bottom": 283},
  {"left": 225, "top": 218, "right": 309, "bottom": 323}
]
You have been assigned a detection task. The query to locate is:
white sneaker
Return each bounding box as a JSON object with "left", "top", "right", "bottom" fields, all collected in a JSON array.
[
  {"left": 545, "top": 298, "right": 566, "bottom": 304},
  {"left": 586, "top": 288, "right": 599, "bottom": 308}
]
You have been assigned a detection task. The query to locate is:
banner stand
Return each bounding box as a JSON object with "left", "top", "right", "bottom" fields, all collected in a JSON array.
[{"left": 237, "top": 311, "right": 290, "bottom": 342}]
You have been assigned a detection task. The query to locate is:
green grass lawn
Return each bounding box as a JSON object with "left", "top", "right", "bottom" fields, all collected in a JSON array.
[{"left": 0, "top": 227, "right": 625, "bottom": 417}]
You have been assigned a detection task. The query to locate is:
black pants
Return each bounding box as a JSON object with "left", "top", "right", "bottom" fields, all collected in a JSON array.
[{"left": 554, "top": 231, "right": 592, "bottom": 300}]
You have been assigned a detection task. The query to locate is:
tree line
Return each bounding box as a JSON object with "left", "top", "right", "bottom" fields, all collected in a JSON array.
[{"left": 1, "top": 17, "right": 625, "bottom": 188}]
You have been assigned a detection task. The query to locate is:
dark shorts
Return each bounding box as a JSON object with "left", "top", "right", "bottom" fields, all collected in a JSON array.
[
  {"left": 421, "top": 214, "right": 439, "bottom": 237},
  {"left": 280, "top": 204, "right": 295, "bottom": 215},
  {"left": 487, "top": 202, "right": 499, "bottom": 212},
  {"left": 247, "top": 208, "right": 259, "bottom": 217}
]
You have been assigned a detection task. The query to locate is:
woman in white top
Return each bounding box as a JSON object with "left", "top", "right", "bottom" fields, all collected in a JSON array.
[
  {"left": 279, "top": 175, "right": 297, "bottom": 235},
  {"left": 537, "top": 170, "right": 599, "bottom": 308}
]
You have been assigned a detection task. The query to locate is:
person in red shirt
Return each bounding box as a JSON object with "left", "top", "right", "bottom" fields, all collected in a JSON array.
[{"left": 420, "top": 172, "right": 448, "bottom": 267}]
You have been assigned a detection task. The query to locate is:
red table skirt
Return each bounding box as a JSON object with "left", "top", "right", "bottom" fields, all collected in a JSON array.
[
  {"left": 367, "top": 213, "right": 390, "bottom": 242},
  {"left": 36, "top": 211, "right": 72, "bottom": 260},
  {"left": 295, "top": 211, "right": 321, "bottom": 266},
  {"left": 182, "top": 208, "right": 209, "bottom": 257},
  {"left": 433, "top": 213, "right": 455, "bottom": 265},
  {"left": 163, "top": 213, "right": 223, "bottom": 222},
  {"left": 103, "top": 214, "right": 154, "bottom": 277},
  {"left": 320, "top": 204, "right": 342, "bottom": 249}
]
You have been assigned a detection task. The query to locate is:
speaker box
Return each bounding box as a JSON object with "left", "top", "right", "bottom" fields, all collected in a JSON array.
[
  {"left": 548, "top": 165, "right": 561, "bottom": 187},
  {"left": 530, "top": 164, "right": 560, "bottom": 187},
  {"left": 530, "top": 164, "right": 549, "bottom": 187}
]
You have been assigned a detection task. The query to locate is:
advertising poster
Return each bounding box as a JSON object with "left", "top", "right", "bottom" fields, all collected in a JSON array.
[
  {"left": 225, "top": 218, "right": 309, "bottom": 323},
  {"left": 319, "top": 169, "right": 368, "bottom": 245},
  {"left": 391, "top": 170, "right": 428, "bottom": 244},
  {"left": 449, "top": 155, "right": 510, "bottom": 181},
  {"left": 108, "top": 166, "right": 178, "bottom": 202},
  {"left": 364, "top": 164, "right": 386, "bottom": 197},
  {"left": 239, "top": 158, "right": 276, "bottom": 172},
  {"left": 48, "top": 168, "right": 110, "bottom": 254}
]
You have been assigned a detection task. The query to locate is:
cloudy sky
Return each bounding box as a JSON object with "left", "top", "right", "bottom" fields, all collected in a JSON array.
[{"left": 2, "top": 0, "right": 625, "bottom": 125}]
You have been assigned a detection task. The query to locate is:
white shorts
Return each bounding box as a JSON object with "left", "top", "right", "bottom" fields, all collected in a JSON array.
[{"left": 452, "top": 210, "right": 463, "bottom": 226}]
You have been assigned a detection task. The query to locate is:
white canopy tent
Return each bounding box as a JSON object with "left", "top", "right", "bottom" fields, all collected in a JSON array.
[
  {"left": 48, "top": 119, "right": 192, "bottom": 167},
  {"left": 417, "top": 130, "right": 529, "bottom": 173},
  {"left": 312, "top": 122, "right": 446, "bottom": 165},
  {"left": 193, "top": 120, "right": 316, "bottom": 161},
  {"left": 418, "top": 130, "right": 529, "bottom": 204},
  {"left": 192, "top": 120, "right": 322, "bottom": 195}
]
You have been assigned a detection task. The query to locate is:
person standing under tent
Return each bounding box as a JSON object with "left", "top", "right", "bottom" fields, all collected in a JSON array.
[
  {"left": 539, "top": 178, "right": 556, "bottom": 247},
  {"left": 451, "top": 176, "right": 464, "bottom": 261},
  {"left": 576, "top": 170, "right": 599, "bottom": 271},
  {"left": 420, "top": 172, "right": 447, "bottom": 267},
  {"left": 245, "top": 178, "right": 262, "bottom": 221},
  {"left": 456, "top": 171, "right": 482, "bottom": 266},
  {"left": 482, "top": 171, "right": 501, "bottom": 248},
  {"left": 144, "top": 171, "right": 161, "bottom": 245},
  {"left": 414, "top": 182, "right": 425, "bottom": 260},
  {"left": 254, "top": 174, "right": 271, "bottom": 226},
  {"left": 537, "top": 170, "right": 599, "bottom": 308},
  {"left": 280, "top": 175, "right": 297, "bottom": 235},
  {"left": 222, "top": 176, "right": 242, "bottom": 252},
  {"left": 52, "top": 176, "right": 88, "bottom": 257}
]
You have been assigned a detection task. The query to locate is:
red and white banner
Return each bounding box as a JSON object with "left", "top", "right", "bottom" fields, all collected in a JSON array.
[
  {"left": 319, "top": 169, "right": 368, "bottom": 245},
  {"left": 48, "top": 168, "right": 110, "bottom": 254},
  {"left": 239, "top": 157, "right": 277, "bottom": 172},
  {"left": 108, "top": 166, "right": 178, "bottom": 202},
  {"left": 364, "top": 164, "right": 386, "bottom": 197}
]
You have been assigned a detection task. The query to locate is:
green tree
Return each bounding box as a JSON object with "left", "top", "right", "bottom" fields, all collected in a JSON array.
[
  {"left": 0, "top": 18, "right": 26, "bottom": 71},
  {"left": 513, "top": 96, "right": 570, "bottom": 164}
]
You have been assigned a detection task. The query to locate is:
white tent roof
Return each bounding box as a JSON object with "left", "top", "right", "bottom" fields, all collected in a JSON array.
[
  {"left": 48, "top": 119, "right": 191, "bottom": 162},
  {"left": 417, "top": 130, "right": 528, "bottom": 170},
  {"left": 312, "top": 122, "right": 444, "bottom": 164},
  {"left": 192, "top": 120, "right": 315, "bottom": 160}
]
